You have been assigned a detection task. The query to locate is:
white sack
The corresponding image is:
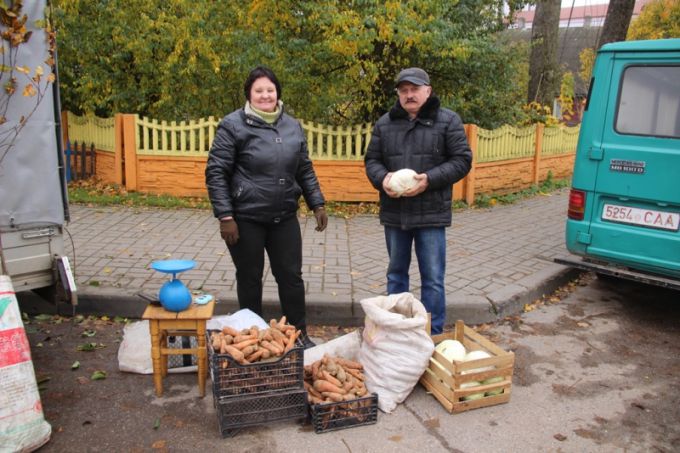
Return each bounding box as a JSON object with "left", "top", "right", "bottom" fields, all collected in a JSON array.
[
  {"left": 206, "top": 309, "right": 268, "bottom": 332},
  {"left": 0, "top": 275, "right": 51, "bottom": 452},
  {"left": 358, "top": 292, "right": 434, "bottom": 413}
]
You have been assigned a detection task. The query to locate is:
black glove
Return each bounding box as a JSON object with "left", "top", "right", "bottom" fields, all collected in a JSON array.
[
  {"left": 313, "top": 206, "right": 328, "bottom": 232},
  {"left": 220, "top": 218, "right": 239, "bottom": 246}
]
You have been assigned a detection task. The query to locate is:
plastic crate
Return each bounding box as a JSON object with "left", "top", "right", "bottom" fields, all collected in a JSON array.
[
  {"left": 310, "top": 393, "right": 378, "bottom": 433},
  {"left": 207, "top": 330, "right": 304, "bottom": 399},
  {"left": 214, "top": 388, "right": 308, "bottom": 438},
  {"left": 420, "top": 320, "right": 514, "bottom": 413}
]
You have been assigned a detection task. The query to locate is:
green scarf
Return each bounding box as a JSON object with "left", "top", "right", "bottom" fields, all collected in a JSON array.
[{"left": 245, "top": 101, "right": 283, "bottom": 124}]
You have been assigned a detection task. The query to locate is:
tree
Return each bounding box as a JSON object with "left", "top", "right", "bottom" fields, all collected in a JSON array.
[
  {"left": 627, "top": 0, "right": 680, "bottom": 40},
  {"left": 597, "top": 0, "right": 636, "bottom": 48},
  {"left": 1, "top": 1, "right": 56, "bottom": 166},
  {"left": 54, "top": 0, "right": 530, "bottom": 128},
  {"left": 527, "top": 0, "right": 561, "bottom": 106}
]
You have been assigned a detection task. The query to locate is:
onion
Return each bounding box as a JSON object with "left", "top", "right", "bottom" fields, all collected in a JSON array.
[{"left": 387, "top": 169, "right": 418, "bottom": 195}]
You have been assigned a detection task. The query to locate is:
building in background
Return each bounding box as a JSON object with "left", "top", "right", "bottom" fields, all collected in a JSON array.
[{"left": 510, "top": 0, "right": 652, "bottom": 29}]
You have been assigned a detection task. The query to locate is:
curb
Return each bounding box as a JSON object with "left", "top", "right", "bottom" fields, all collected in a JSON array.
[{"left": 17, "top": 264, "right": 582, "bottom": 327}]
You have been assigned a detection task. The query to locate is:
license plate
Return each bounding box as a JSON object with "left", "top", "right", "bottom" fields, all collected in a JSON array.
[{"left": 602, "top": 204, "right": 680, "bottom": 231}]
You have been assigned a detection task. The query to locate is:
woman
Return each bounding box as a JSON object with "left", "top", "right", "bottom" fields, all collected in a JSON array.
[{"left": 205, "top": 66, "right": 327, "bottom": 348}]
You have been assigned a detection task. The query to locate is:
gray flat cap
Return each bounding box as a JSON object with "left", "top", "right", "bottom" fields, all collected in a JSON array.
[{"left": 395, "top": 67, "right": 430, "bottom": 87}]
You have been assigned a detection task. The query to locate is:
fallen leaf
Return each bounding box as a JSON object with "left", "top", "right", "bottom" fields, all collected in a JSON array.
[
  {"left": 71, "top": 361, "right": 80, "bottom": 370},
  {"left": 76, "top": 342, "right": 98, "bottom": 351},
  {"left": 388, "top": 435, "right": 403, "bottom": 442},
  {"left": 151, "top": 440, "right": 166, "bottom": 449},
  {"left": 424, "top": 417, "right": 440, "bottom": 429},
  {"left": 91, "top": 370, "right": 107, "bottom": 380},
  {"left": 577, "top": 322, "right": 590, "bottom": 328},
  {"left": 554, "top": 433, "right": 567, "bottom": 441},
  {"left": 34, "top": 314, "right": 52, "bottom": 321},
  {"left": 76, "top": 376, "right": 89, "bottom": 385},
  {"left": 81, "top": 329, "right": 96, "bottom": 337},
  {"left": 153, "top": 418, "right": 161, "bottom": 430}
]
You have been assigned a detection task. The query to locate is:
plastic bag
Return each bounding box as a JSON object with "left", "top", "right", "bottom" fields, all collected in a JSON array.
[
  {"left": 117, "top": 321, "right": 197, "bottom": 374},
  {"left": 0, "top": 275, "right": 51, "bottom": 451},
  {"left": 358, "top": 292, "right": 434, "bottom": 413},
  {"left": 304, "top": 329, "right": 362, "bottom": 366}
]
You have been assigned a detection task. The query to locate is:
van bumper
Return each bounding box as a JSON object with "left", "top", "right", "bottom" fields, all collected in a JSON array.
[{"left": 554, "top": 256, "right": 680, "bottom": 291}]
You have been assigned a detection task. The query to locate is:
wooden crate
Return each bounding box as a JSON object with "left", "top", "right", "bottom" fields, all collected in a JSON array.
[{"left": 420, "top": 320, "right": 514, "bottom": 413}]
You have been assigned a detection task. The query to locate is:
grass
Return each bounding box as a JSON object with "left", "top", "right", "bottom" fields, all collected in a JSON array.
[{"left": 67, "top": 173, "right": 570, "bottom": 217}]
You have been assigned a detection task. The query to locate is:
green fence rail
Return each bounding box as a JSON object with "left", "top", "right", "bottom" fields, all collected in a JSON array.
[
  {"left": 66, "top": 112, "right": 580, "bottom": 162},
  {"left": 66, "top": 112, "right": 115, "bottom": 152}
]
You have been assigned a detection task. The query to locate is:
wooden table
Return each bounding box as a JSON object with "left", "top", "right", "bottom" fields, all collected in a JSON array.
[{"left": 142, "top": 300, "right": 215, "bottom": 397}]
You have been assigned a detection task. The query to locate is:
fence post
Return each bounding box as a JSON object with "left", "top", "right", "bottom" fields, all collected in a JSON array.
[
  {"left": 122, "top": 114, "right": 138, "bottom": 191},
  {"left": 533, "top": 123, "right": 544, "bottom": 185},
  {"left": 61, "top": 111, "right": 69, "bottom": 152},
  {"left": 65, "top": 140, "right": 72, "bottom": 182},
  {"left": 90, "top": 143, "right": 96, "bottom": 178},
  {"left": 114, "top": 113, "right": 124, "bottom": 185},
  {"left": 465, "top": 124, "right": 478, "bottom": 205}
]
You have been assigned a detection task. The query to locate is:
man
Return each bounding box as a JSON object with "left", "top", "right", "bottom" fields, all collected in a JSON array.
[{"left": 364, "top": 67, "right": 472, "bottom": 334}]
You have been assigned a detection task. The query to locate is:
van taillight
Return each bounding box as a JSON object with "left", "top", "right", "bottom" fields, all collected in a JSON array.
[{"left": 568, "top": 189, "right": 586, "bottom": 220}]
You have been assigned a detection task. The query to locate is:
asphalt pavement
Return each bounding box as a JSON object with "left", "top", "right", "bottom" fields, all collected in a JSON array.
[{"left": 19, "top": 188, "right": 579, "bottom": 325}]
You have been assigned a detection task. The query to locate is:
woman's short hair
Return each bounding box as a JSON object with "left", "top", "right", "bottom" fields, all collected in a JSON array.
[{"left": 244, "top": 66, "right": 281, "bottom": 101}]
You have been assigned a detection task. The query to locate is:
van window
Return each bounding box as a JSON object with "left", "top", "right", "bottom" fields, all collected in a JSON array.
[{"left": 615, "top": 65, "right": 680, "bottom": 139}]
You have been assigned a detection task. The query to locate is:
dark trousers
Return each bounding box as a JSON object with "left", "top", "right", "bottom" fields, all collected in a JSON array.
[{"left": 227, "top": 216, "right": 306, "bottom": 330}]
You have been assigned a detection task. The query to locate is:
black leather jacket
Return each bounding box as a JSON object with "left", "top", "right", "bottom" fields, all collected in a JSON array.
[
  {"left": 364, "top": 96, "right": 472, "bottom": 229},
  {"left": 205, "top": 107, "right": 325, "bottom": 224}
]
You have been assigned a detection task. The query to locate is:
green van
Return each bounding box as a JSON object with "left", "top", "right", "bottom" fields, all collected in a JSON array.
[{"left": 557, "top": 39, "right": 680, "bottom": 290}]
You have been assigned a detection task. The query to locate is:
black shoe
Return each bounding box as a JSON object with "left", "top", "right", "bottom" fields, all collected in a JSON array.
[{"left": 300, "top": 332, "right": 316, "bottom": 350}]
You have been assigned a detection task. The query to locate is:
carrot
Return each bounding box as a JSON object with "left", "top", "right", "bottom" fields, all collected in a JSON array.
[
  {"left": 321, "top": 391, "right": 344, "bottom": 402},
  {"left": 246, "top": 348, "right": 266, "bottom": 362},
  {"left": 335, "top": 358, "right": 363, "bottom": 370},
  {"left": 269, "top": 327, "right": 287, "bottom": 342},
  {"left": 313, "top": 379, "right": 346, "bottom": 395},
  {"left": 342, "top": 378, "right": 355, "bottom": 393},
  {"left": 221, "top": 326, "right": 240, "bottom": 337},
  {"left": 223, "top": 344, "right": 245, "bottom": 363},
  {"left": 311, "top": 360, "right": 321, "bottom": 379},
  {"left": 232, "top": 338, "right": 258, "bottom": 350},
  {"left": 211, "top": 335, "right": 221, "bottom": 350},
  {"left": 308, "top": 394, "right": 325, "bottom": 405},
  {"left": 284, "top": 329, "right": 301, "bottom": 353},
  {"left": 240, "top": 345, "right": 257, "bottom": 357},
  {"left": 261, "top": 340, "right": 283, "bottom": 356},
  {"left": 233, "top": 333, "right": 257, "bottom": 344},
  {"left": 345, "top": 368, "right": 365, "bottom": 382},
  {"left": 277, "top": 316, "right": 287, "bottom": 329},
  {"left": 305, "top": 384, "right": 324, "bottom": 400},
  {"left": 321, "top": 370, "right": 343, "bottom": 388}
]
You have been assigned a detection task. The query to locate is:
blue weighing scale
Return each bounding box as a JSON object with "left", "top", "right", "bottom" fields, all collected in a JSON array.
[{"left": 151, "top": 259, "right": 196, "bottom": 312}]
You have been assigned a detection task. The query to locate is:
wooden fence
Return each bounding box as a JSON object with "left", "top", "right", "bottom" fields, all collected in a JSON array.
[{"left": 62, "top": 112, "right": 579, "bottom": 204}]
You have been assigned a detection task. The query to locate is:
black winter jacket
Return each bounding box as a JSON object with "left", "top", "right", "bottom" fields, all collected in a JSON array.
[
  {"left": 364, "top": 96, "right": 472, "bottom": 229},
  {"left": 205, "top": 107, "right": 325, "bottom": 224}
]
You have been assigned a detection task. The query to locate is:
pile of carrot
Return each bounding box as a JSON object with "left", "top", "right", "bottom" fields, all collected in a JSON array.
[
  {"left": 304, "top": 354, "right": 368, "bottom": 404},
  {"left": 209, "top": 316, "right": 301, "bottom": 365}
]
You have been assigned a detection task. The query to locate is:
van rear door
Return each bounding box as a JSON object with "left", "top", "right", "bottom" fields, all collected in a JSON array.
[{"left": 586, "top": 53, "right": 680, "bottom": 277}]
